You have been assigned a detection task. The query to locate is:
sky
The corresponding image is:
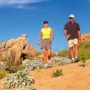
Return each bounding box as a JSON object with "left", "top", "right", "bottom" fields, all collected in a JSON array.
[{"left": 0, "top": 0, "right": 90, "bottom": 52}]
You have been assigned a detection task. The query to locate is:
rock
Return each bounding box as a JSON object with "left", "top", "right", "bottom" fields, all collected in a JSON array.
[
  {"left": 81, "top": 33, "right": 90, "bottom": 42},
  {"left": 0, "top": 34, "right": 38, "bottom": 62},
  {"left": 5, "top": 38, "right": 16, "bottom": 48}
]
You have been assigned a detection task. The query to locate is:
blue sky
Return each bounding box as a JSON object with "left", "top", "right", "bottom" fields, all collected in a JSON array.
[{"left": 0, "top": 0, "right": 90, "bottom": 52}]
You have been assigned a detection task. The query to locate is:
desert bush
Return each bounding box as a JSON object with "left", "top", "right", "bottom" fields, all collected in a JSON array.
[
  {"left": 78, "top": 41, "right": 90, "bottom": 60},
  {"left": 2, "top": 50, "right": 23, "bottom": 73},
  {"left": 2, "top": 69, "right": 34, "bottom": 89},
  {"left": 6, "top": 65, "right": 25, "bottom": 73},
  {"left": 0, "top": 70, "right": 8, "bottom": 79},
  {"left": 18, "top": 86, "right": 36, "bottom": 90},
  {"left": 53, "top": 57, "right": 71, "bottom": 65},
  {"left": 57, "top": 41, "right": 90, "bottom": 61},
  {"left": 58, "top": 50, "right": 69, "bottom": 58},
  {"left": 52, "top": 69, "right": 62, "bottom": 77},
  {"left": 25, "top": 53, "right": 34, "bottom": 60},
  {"left": 23, "top": 60, "right": 44, "bottom": 71},
  {"left": 17, "top": 65, "right": 25, "bottom": 71},
  {"left": 35, "top": 51, "right": 42, "bottom": 57},
  {"left": 3, "top": 50, "right": 15, "bottom": 69},
  {"left": 80, "top": 55, "right": 87, "bottom": 67},
  {"left": 0, "top": 65, "right": 4, "bottom": 70}
]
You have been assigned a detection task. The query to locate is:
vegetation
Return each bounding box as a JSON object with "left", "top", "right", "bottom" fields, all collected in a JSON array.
[
  {"left": 18, "top": 86, "right": 36, "bottom": 90},
  {"left": 35, "top": 51, "right": 42, "bottom": 57},
  {"left": 2, "top": 50, "right": 24, "bottom": 73},
  {"left": 57, "top": 41, "right": 90, "bottom": 61},
  {"left": 2, "top": 69, "right": 34, "bottom": 89},
  {"left": 0, "top": 70, "right": 8, "bottom": 79},
  {"left": 78, "top": 41, "right": 90, "bottom": 60},
  {"left": 52, "top": 69, "right": 63, "bottom": 77},
  {"left": 57, "top": 49, "right": 69, "bottom": 58}
]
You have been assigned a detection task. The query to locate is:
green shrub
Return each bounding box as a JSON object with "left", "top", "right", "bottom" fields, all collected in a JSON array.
[
  {"left": 58, "top": 50, "right": 69, "bottom": 58},
  {"left": 35, "top": 51, "right": 42, "bottom": 57},
  {"left": 58, "top": 41, "right": 90, "bottom": 61},
  {"left": 52, "top": 69, "right": 62, "bottom": 77},
  {"left": 60, "top": 60, "right": 65, "bottom": 66},
  {"left": 25, "top": 53, "right": 34, "bottom": 60},
  {"left": 78, "top": 41, "right": 90, "bottom": 60},
  {"left": 3, "top": 50, "right": 15, "bottom": 69},
  {"left": 5, "top": 65, "right": 25, "bottom": 73},
  {"left": 0, "top": 70, "right": 8, "bottom": 79},
  {"left": 2, "top": 50, "right": 23, "bottom": 73},
  {"left": 17, "top": 65, "right": 25, "bottom": 71}
]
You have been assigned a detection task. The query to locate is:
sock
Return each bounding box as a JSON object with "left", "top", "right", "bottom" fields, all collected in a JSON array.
[
  {"left": 72, "top": 58, "right": 74, "bottom": 60},
  {"left": 75, "top": 56, "right": 78, "bottom": 59}
]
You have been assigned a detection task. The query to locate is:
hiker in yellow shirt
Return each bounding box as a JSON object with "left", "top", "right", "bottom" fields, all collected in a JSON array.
[{"left": 38, "top": 21, "right": 54, "bottom": 69}]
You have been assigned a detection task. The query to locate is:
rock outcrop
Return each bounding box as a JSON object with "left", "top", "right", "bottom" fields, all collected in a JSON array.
[
  {"left": 81, "top": 33, "right": 90, "bottom": 42},
  {"left": 0, "top": 34, "right": 38, "bottom": 62}
]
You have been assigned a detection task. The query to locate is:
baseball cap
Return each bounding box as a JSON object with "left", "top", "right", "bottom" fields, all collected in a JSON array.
[
  {"left": 69, "top": 14, "right": 75, "bottom": 18},
  {"left": 43, "top": 21, "right": 49, "bottom": 24}
]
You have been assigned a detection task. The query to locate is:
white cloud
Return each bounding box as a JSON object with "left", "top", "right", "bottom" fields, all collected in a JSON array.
[
  {"left": 0, "top": 0, "right": 42, "bottom": 5},
  {"left": 0, "top": 0, "right": 43, "bottom": 9}
]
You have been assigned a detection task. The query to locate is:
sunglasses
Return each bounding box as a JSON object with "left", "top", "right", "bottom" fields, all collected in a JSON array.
[{"left": 69, "top": 17, "right": 74, "bottom": 19}]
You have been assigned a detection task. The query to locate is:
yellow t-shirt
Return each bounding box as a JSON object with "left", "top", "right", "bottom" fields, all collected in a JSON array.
[{"left": 41, "top": 27, "right": 51, "bottom": 39}]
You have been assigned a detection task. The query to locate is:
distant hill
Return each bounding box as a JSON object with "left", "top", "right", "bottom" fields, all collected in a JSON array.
[{"left": 81, "top": 33, "right": 90, "bottom": 42}]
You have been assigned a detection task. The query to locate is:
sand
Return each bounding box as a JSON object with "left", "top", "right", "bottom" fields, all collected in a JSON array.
[{"left": 0, "top": 60, "right": 90, "bottom": 90}]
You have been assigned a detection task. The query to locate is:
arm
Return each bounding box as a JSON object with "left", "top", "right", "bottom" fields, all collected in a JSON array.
[
  {"left": 63, "top": 30, "right": 70, "bottom": 40},
  {"left": 78, "top": 30, "right": 81, "bottom": 44},
  {"left": 63, "top": 30, "right": 67, "bottom": 38},
  {"left": 78, "top": 31, "right": 81, "bottom": 39},
  {"left": 37, "top": 30, "right": 42, "bottom": 45},
  {"left": 77, "top": 23, "right": 81, "bottom": 43},
  {"left": 50, "top": 29, "right": 54, "bottom": 42}
]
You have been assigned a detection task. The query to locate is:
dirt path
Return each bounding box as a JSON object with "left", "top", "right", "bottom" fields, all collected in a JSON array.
[{"left": 0, "top": 60, "right": 90, "bottom": 90}]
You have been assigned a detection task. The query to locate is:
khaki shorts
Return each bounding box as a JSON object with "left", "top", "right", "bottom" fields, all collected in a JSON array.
[
  {"left": 41, "top": 39, "right": 51, "bottom": 50},
  {"left": 68, "top": 38, "right": 78, "bottom": 48}
]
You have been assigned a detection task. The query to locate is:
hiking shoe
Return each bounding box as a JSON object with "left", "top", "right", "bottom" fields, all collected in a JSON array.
[
  {"left": 75, "top": 58, "right": 79, "bottom": 62},
  {"left": 44, "top": 64, "right": 48, "bottom": 69},
  {"left": 71, "top": 58, "right": 79, "bottom": 63},
  {"left": 71, "top": 60, "right": 76, "bottom": 63},
  {"left": 48, "top": 60, "right": 52, "bottom": 68}
]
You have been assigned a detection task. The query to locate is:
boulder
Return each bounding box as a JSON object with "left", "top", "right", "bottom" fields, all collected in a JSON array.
[{"left": 0, "top": 34, "right": 38, "bottom": 62}]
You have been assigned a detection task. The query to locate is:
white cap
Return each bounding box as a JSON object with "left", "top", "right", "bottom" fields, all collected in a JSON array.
[{"left": 69, "top": 14, "right": 75, "bottom": 18}]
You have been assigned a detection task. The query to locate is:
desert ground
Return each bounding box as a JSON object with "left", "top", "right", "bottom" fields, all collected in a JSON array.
[{"left": 0, "top": 60, "right": 90, "bottom": 90}]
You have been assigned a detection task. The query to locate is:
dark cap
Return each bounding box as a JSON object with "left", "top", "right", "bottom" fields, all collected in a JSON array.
[{"left": 43, "top": 21, "right": 49, "bottom": 24}]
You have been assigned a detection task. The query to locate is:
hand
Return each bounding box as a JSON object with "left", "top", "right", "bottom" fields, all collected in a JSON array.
[
  {"left": 50, "top": 39, "right": 53, "bottom": 44},
  {"left": 78, "top": 39, "right": 81, "bottom": 44},
  {"left": 66, "top": 35, "right": 70, "bottom": 40},
  {"left": 37, "top": 42, "right": 40, "bottom": 46}
]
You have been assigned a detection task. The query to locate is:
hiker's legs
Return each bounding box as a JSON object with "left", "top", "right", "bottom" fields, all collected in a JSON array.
[
  {"left": 47, "top": 49, "right": 51, "bottom": 60},
  {"left": 69, "top": 47, "right": 74, "bottom": 59},
  {"left": 42, "top": 49, "right": 48, "bottom": 64},
  {"left": 73, "top": 39, "right": 78, "bottom": 58},
  {"left": 68, "top": 39, "right": 74, "bottom": 60},
  {"left": 47, "top": 48, "right": 52, "bottom": 67}
]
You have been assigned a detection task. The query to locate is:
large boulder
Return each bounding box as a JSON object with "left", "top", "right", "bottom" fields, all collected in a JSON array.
[{"left": 0, "top": 34, "right": 38, "bottom": 61}]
